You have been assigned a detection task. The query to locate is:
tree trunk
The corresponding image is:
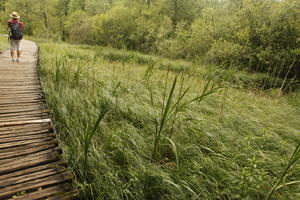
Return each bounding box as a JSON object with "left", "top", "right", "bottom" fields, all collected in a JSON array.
[
  {"left": 43, "top": 12, "right": 48, "bottom": 30},
  {"left": 171, "top": 0, "right": 178, "bottom": 31}
]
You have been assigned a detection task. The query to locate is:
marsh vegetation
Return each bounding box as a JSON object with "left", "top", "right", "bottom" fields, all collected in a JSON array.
[{"left": 38, "top": 41, "right": 300, "bottom": 199}]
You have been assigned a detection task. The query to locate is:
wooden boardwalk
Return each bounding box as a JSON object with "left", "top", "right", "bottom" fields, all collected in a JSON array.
[{"left": 0, "top": 40, "right": 77, "bottom": 199}]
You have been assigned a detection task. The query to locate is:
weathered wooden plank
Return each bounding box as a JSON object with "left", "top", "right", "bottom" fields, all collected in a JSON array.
[
  {"left": 0, "top": 81, "right": 40, "bottom": 87},
  {"left": 0, "top": 85, "right": 40, "bottom": 89},
  {"left": 0, "top": 77, "right": 39, "bottom": 81},
  {"left": 0, "top": 119, "right": 51, "bottom": 127},
  {"left": 0, "top": 107, "right": 45, "bottom": 113},
  {"left": 0, "top": 123, "right": 49, "bottom": 133},
  {"left": 0, "top": 92, "right": 41, "bottom": 97},
  {"left": 0, "top": 143, "right": 57, "bottom": 160},
  {"left": 0, "top": 102, "right": 44, "bottom": 108},
  {"left": 0, "top": 171, "right": 72, "bottom": 199},
  {"left": 0, "top": 89, "right": 41, "bottom": 92},
  {"left": 0, "top": 160, "right": 64, "bottom": 181},
  {"left": 0, "top": 91, "right": 41, "bottom": 96},
  {"left": 0, "top": 105, "right": 45, "bottom": 114},
  {"left": 0, "top": 132, "right": 55, "bottom": 144},
  {"left": 0, "top": 89, "right": 42, "bottom": 93},
  {"left": 0, "top": 109, "right": 48, "bottom": 118},
  {"left": 0, "top": 147, "right": 61, "bottom": 166},
  {"left": 0, "top": 115, "right": 50, "bottom": 123},
  {"left": 6, "top": 183, "right": 73, "bottom": 200},
  {"left": 0, "top": 95, "right": 41, "bottom": 100},
  {"left": 0, "top": 99, "right": 44, "bottom": 106},
  {"left": 0, "top": 129, "right": 49, "bottom": 139},
  {"left": 0, "top": 139, "right": 58, "bottom": 154},
  {"left": 0, "top": 93, "right": 41, "bottom": 97},
  {"left": 0, "top": 74, "right": 37, "bottom": 77},
  {"left": 0, "top": 152, "right": 60, "bottom": 175},
  {"left": 0, "top": 114, "right": 49, "bottom": 122},
  {"left": 0, "top": 102, "right": 45, "bottom": 109},
  {"left": 0, "top": 74, "right": 37, "bottom": 76},
  {"left": 0, "top": 165, "right": 66, "bottom": 189},
  {"left": 0, "top": 136, "right": 54, "bottom": 149},
  {"left": 0, "top": 112, "right": 48, "bottom": 119},
  {"left": 0, "top": 127, "right": 50, "bottom": 136},
  {"left": 0, "top": 130, "right": 51, "bottom": 139},
  {"left": 0, "top": 68, "right": 36, "bottom": 70},
  {"left": 0, "top": 70, "right": 37, "bottom": 72},
  {"left": 0, "top": 96, "right": 42, "bottom": 102},
  {"left": 0, "top": 83, "right": 40, "bottom": 87},
  {"left": 0, "top": 94, "right": 42, "bottom": 98},
  {"left": 0, "top": 88, "right": 40, "bottom": 91},
  {"left": 0, "top": 92, "right": 42, "bottom": 96},
  {"left": 0, "top": 76, "right": 38, "bottom": 79}
]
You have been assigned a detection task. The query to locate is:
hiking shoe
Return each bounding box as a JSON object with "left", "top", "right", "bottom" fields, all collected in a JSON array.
[
  {"left": 12, "top": 58, "right": 16, "bottom": 62},
  {"left": 16, "top": 59, "right": 20, "bottom": 62}
]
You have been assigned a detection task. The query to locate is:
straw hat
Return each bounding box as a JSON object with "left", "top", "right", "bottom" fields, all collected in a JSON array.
[{"left": 10, "top": 12, "right": 20, "bottom": 19}]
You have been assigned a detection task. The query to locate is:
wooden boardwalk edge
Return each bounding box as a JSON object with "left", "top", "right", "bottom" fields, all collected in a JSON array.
[{"left": 0, "top": 40, "right": 78, "bottom": 200}]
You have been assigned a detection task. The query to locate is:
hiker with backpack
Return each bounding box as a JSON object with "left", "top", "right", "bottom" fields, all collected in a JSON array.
[{"left": 7, "top": 12, "right": 23, "bottom": 62}]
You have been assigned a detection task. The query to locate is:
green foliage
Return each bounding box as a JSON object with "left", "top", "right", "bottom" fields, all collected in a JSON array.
[
  {"left": 65, "top": 10, "right": 93, "bottom": 43},
  {"left": 1, "top": 0, "right": 299, "bottom": 82},
  {"left": 205, "top": 40, "right": 250, "bottom": 67},
  {"left": 92, "top": 5, "right": 136, "bottom": 48},
  {"left": 0, "top": 35, "right": 8, "bottom": 52},
  {"left": 68, "top": 0, "right": 85, "bottom": 12},
  {"left": 85, "top": 0, "right": 111, "bottom": 15}
]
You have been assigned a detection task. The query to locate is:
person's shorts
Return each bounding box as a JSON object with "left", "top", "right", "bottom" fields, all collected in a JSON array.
[{"left": 10, "top": 39, "right": 22, "bottom": 51}]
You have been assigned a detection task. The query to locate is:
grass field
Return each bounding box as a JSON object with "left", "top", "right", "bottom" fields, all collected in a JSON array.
[
  {"left": 37, "top": 40, "right": 300, "bottom": 200},
  {"left": 0, "top": 35, "right": 8, "bottom": 52}
]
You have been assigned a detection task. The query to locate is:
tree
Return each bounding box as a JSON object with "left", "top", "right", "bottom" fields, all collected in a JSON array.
[
  {"left": 159, "top": 0, "right": 203, "bottom": 30},
  {"left": 92, "top": 5, "right": 137, "bottom": 48},
  {"left": 0, "top": 0, "right": 7, "bottom": 11}
]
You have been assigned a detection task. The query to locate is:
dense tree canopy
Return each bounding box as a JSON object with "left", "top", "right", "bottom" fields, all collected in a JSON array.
[{"left": 1, "top": 0, "right": 299, "bottom": 79}]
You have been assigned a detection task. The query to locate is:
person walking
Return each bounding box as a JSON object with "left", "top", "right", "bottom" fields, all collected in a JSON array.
[{"left": 7, "top": 12, "right": 24, "bottom": 62}]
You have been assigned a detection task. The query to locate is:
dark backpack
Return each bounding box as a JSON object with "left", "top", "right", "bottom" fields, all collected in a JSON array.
[{"left": 9, "top": 22, "right": 23, "bottom": 40}]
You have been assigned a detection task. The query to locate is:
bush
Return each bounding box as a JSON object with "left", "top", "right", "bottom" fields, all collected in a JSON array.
[
  {"left": 65, "top": 10, "right": 94, "bottom": 44},
  {"left": 205, "top": 40, "right": 251, "bottom": 67},
  {"left": 130, "top": 11, "right": 172, "bottom": 53},
  {"left": 92, "top": 6, "right": 136, "bottom": 48}
]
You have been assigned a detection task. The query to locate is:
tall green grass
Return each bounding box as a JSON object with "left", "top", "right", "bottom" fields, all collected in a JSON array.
[
  {"left": 82, "top": 104, "right": 110, "bottom": 172},
  {"left": 0, "top": 35, "right": 8, "bottom": 52},
  {"left": 88, "top": 45, "right": 300, "bottom": 92},
  {"left": 266, "top": 144, "right": 300, "bottom": 200},
  {"left": 38, "top": 41, "right": 300, "bottom": 200}
]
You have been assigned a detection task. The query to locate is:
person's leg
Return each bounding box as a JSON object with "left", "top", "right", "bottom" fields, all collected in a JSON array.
[
  {"left": 10, "top": 39, "right": 16, "bottom": 62},
  {"left": 16, "top": 40, "right": 21, "bottom": 62},
  {"left": 17, "top": 51, "right": 21, "bottom": 62},
  {"left": 10, "top": 50, "right": 15, "bottom": 60}
]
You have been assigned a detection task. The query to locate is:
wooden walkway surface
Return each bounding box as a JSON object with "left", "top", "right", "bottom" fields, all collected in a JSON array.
[{"left": 0, "top": 40, "right": 77, "bottom": 199}]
